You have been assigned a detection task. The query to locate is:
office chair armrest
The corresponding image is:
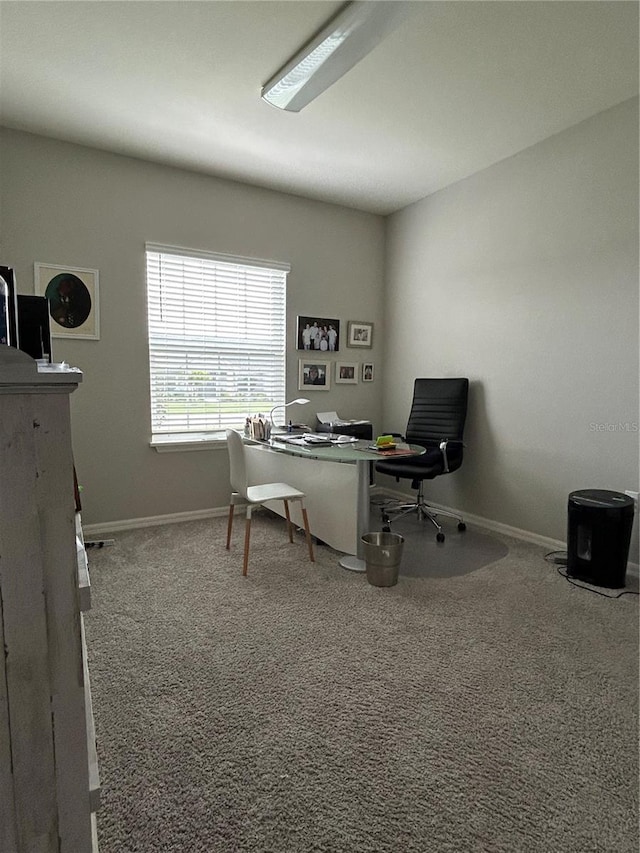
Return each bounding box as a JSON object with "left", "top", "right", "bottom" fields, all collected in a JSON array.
[{"left": 438, "top": 439, "right": 465, "bottom": 473}]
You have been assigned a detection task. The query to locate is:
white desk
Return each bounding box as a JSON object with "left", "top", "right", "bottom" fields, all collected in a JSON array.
[{"left": 244, "top": 438, "right": 423, "bottom": 572}]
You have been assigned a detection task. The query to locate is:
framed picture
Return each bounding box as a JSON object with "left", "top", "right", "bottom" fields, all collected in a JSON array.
[
  {"left": 298, "top": 359, "right": 331, "bottom": 391},
  {"left": 347, "top": 320, "right": 373, "bottom": 348},
  {"left": 362, "top": 362, "right": 374, "bottom": 382},
  {"left": 34, "top": 263, "right": 100, "bottom": 340},
  {"left": 297, "top": 315, "right": 340, "bottom": 352},
  {"left": 335, "top": 362, "right": 358, "bottom": 384}
]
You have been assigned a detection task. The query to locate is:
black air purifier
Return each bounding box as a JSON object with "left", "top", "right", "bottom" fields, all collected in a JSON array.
[{"left": 567, "top": 490, "right": 635, "bottom": 588}]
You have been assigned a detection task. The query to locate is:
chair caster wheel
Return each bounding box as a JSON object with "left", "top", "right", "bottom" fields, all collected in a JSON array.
[
  {"left": 458, "top": 522, "right": 466, "bottom": 532},
  {"left": 436, "top": 532, "right": 445, "bottom": 543}
]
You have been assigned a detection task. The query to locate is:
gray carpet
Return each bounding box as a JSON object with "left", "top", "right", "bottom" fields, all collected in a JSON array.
[{"left": 84, "top": 513, "right": 639, "bottom": 853}]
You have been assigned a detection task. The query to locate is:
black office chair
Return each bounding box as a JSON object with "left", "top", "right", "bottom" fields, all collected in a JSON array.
[{"left": 376, "top": 378, "right": 469, "bottom": 542}]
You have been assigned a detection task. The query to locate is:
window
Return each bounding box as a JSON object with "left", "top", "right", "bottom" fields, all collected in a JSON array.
[{"left": 146, "top": 244, "right": 288, "bottom": 444}]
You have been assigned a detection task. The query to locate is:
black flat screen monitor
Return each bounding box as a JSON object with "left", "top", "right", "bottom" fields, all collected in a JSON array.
[
  {"left": 0, "top": 265, "right": 19, "bottom": 347},
  {"left": 17, "top": 295, "right": 52, "bottom": 361}
]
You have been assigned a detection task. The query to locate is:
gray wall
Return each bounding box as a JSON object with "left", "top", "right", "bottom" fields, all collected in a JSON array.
[
  {"left": 0, "top": 130, "right": 385, "bottom": 526},
  {"left": 382, "top": 98, "right": 639, "bottom": 559},
  {"left": 2, "top": 100, "right": 638, "bottom": 561}
]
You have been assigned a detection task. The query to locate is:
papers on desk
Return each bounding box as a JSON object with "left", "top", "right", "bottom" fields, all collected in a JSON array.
[
  {"left": 356, "top": 443, "right": 419, "bottom": 456},
  {"left": 275, "top": 434, "right": 329, "bottom": 446},
  {"left": 276, "top": 436, "right": 310, "bottom": 446},
  {"left": 280, "top": 435, "right": 331, "bottom": 447},
  {"left": 275, "top": 433, "right": 357, "bottom": 447},
  {"left": 316, "top": 411, "right": 370, "bottom": 426}
]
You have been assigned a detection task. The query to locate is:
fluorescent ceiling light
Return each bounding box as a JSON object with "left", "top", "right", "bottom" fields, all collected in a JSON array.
[{"left": 261, "top": 1, "right": 411, "bottom": 112}]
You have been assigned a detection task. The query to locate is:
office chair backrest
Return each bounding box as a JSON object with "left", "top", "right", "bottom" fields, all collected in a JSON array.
[
  {"left": 405, "top": 378, "right": 469, "bottom": 446},
  {"left": 226, "top": 429, "right": 249, "bottom": 497}
]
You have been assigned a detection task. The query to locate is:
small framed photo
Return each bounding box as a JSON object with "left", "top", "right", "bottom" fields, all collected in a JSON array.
[
  {"left": 297, "top": 316, "right": 340, "bottom": 352},
  {"left": 347, "top": 320, "right": 373, "bottom": 348},
  {"left": 335, "top": 362, "right": 358, "bottom": 384},
  {"left": 362, "top": 363, "right": 374, "bottom": 382},
  {"left": 298, "top": 359, "right": 331, "bottom": 391},
  {"left": 34, "top": 263, "right": 100, "bottom": 340}
]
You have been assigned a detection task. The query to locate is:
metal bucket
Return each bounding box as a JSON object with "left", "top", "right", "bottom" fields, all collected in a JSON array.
[{"left": 361, "top": 531, "right": 404, "bottom": 587}]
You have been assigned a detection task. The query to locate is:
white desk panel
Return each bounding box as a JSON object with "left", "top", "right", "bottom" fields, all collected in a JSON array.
[{"left": 245, "top": 443, "right": 359, "bottom": 555}]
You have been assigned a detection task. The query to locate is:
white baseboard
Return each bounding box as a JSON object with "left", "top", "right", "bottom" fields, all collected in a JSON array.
[
  {"left": 84, "top": 492, "right": 639, "bottom": 577},
  {"left": 82, "top": 507, "right": 228, "bottom": 536}
]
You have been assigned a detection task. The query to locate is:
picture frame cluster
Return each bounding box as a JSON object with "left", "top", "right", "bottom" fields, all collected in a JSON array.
[
  {"left": 298, "top": 358, "right": 374, "bottom": 391},
  {"left": 296, "top": 316, "right": 373, "bottom": 353},
  {"left": 296, "top": 315, "right": 374, "bottom": 390},
  {"left": 336, "top": 362, "right": 374, "bottom": 383}
]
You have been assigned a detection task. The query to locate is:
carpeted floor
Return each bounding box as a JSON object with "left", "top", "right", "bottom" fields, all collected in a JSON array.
[{"left": 84, "top": 512, "right": 639, "bottom": 853}]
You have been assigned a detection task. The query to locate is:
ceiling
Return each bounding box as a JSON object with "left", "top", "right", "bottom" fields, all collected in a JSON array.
[{"left": 1, "top": 1, "right": 638, "bottom": 215}]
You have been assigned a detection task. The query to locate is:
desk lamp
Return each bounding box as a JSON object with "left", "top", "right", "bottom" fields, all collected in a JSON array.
[{"left": 269, "top": 398, "right": 310, "bottom": 429}]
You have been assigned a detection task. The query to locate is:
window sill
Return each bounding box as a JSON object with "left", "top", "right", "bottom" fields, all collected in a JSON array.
[{"left": 151, "top": 433, "right": 228, "bottom": 453}]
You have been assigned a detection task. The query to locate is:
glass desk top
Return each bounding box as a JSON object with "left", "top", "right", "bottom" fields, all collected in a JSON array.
[{"left": 249, "top": 436, "right": 425, "bottom": 463}]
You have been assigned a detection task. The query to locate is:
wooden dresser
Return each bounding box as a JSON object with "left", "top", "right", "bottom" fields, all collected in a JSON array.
[{"left": 0, "top": 347, "right": 100, "bottom": 852}]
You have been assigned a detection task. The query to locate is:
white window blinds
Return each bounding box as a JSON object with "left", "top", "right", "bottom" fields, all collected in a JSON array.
[{"left": 146, "top": 244, "right": 288, "bottom": 439}]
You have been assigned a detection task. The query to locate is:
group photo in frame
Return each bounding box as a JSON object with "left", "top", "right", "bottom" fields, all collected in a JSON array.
[
  {"left": 34, "top": 262, "right": 100, "bottom": 340},
  {"left": 297, "top": 316, "right": 340, "bottom": 352},
  {"left": 347, "top": 320, "right": 373, "bottom": 348},
  {"left": 298, "top": 359, "right": 331, "bottom": 390},
  {"left": 335, "top": 362, "right": 358, "bottom": 384},
  {"left": 362, "top": 363, "right": 374, "bottom": 382}
]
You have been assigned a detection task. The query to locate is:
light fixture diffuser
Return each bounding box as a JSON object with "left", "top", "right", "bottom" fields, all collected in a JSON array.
[{"left": 261, "top": 1, "right": 411, "bottom": 112}]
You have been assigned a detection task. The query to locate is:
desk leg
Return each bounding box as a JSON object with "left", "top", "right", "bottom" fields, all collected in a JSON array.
[{"left": 339, "top": 459, "right": 369, "bottom": 572}]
